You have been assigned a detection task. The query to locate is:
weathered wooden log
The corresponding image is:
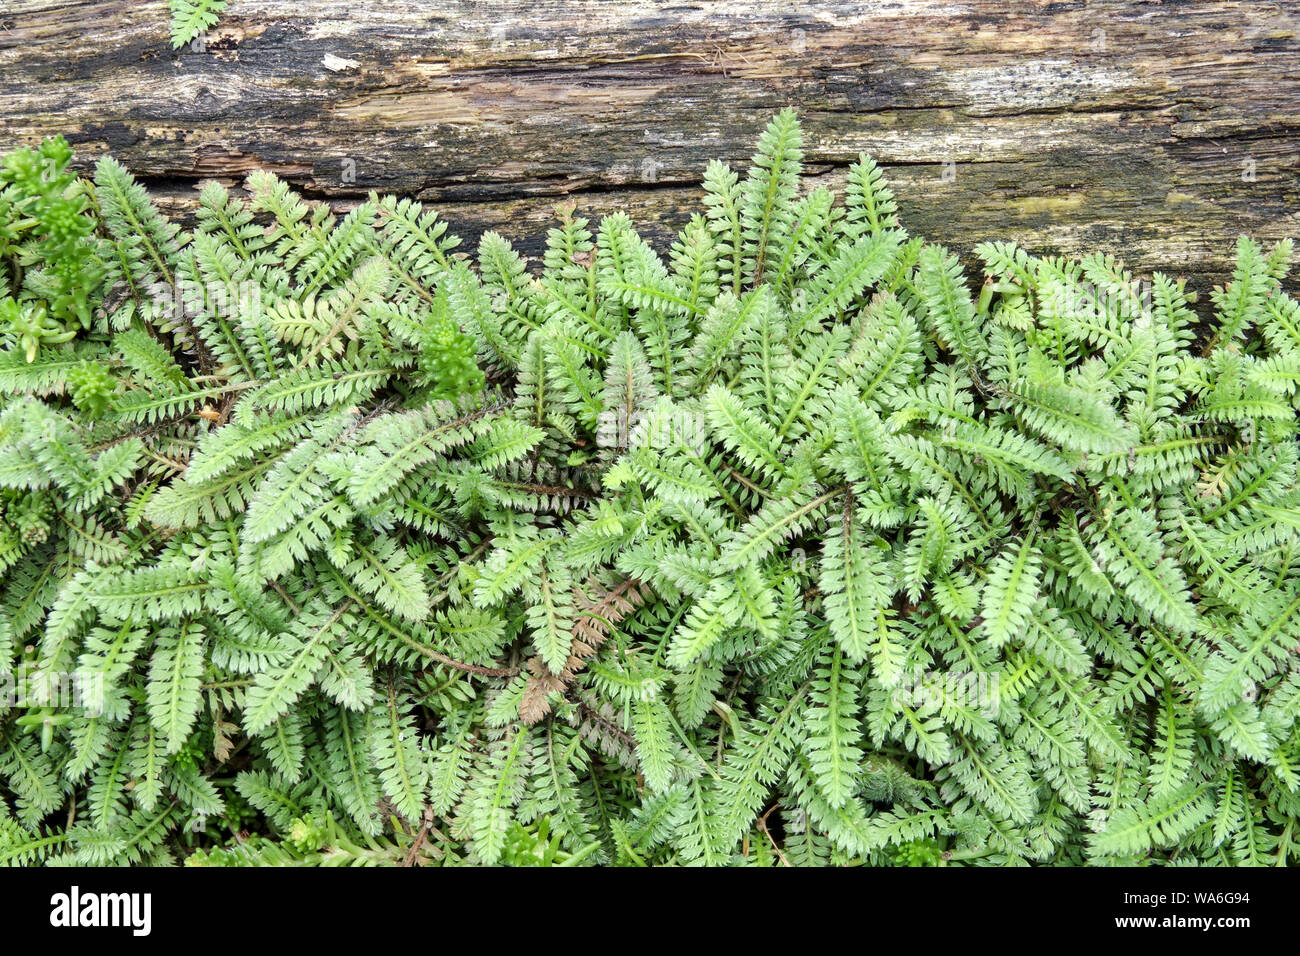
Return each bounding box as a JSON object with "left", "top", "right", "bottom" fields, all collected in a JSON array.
[{"left": 2, "top": 0, "right": 1298, "bottom": 291}]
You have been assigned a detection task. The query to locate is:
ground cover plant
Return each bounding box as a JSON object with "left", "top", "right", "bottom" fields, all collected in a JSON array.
[
  {"left": 1, "top": 111, "right": 1299, "bottom": 866},
  {"left": 169, "top": 0, "right": 230, "bottom": 48}
]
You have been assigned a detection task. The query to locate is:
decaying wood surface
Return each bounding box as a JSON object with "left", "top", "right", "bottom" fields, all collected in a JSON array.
[{"left": 2, "top": 1, "right": 1298, "bottom": 291}]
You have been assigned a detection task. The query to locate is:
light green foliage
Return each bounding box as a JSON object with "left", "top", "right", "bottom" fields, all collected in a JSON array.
[
  {"left": 169, "top": 0, "right": 229, "bottom": 48},
  {"left": 0, "top": 137, "right": 106, "bottom": 353},
  {"left": 2, "top": 113, "right": 1300, "bottom": 867}
]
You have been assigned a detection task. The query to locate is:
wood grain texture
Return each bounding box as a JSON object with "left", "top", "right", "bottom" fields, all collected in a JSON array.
[{"left": 2, "top": 1, "right": 1298, "bottom": 290}]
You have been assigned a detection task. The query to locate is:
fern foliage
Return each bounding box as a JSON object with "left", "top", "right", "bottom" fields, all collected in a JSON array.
[
  {"left": 2, "top": 112, "right": 1300, "bottom": 867},
  {"left": 169, "top": 0, "right": 230, "bottom": 48}
]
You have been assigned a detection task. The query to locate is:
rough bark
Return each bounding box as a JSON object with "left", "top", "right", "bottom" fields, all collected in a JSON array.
[{"left": 2, "top": 1, "right": 1298, "bottom": 291}]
